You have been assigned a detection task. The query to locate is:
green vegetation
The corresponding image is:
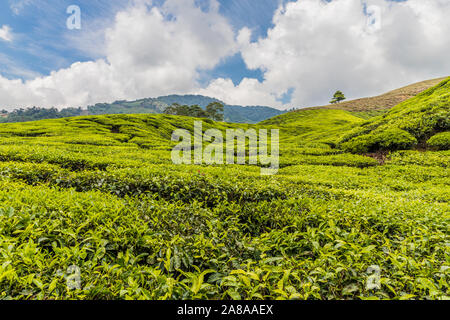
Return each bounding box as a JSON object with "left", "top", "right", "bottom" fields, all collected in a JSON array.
[
  {"left": 330, "top": 91, "right": 346, "bottom": 104},
  {"left": 0, "top": 79, "right": 448, "bottom": 300},
  {"left": 428, "top": 132, "right": 450, "bottom": 150},
  {"left": 1, "top": 95, "right": 284, "bottom": 124},
  {"left": 339, "top": 78, "right": 450, "bottom": 153},
  {"left": 310, "top": 77, "right": 447, "bottom": 112},
  {"left": 164, "top": 102, "right": 224, "bottom": 121},
  {"left": 0, "top": 107, "right": 85, "bottom": 123}
]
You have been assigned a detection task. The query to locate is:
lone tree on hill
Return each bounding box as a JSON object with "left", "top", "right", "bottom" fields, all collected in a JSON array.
[{"left": 330, "top": 91, "right": 346, "bottom": 104}]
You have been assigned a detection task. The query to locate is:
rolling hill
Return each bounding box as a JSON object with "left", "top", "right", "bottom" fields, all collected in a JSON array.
[
  {"left": 87, "top": 77, "right": 447, "bottom": 125},
  {"left": 2, "top": 78, "right": 445, "bottom": 125},
  {"left": 338, "top": 77, "right": 450, "bottom": 153},
  {"left": 300, "top": 77, "right": 447, "bottom": 114},
  {"left": 261, "top": 77, "right": 450, "bottom": 154},
  {"left": 0, "top": 78, "right": 448, "bottom": 300}
]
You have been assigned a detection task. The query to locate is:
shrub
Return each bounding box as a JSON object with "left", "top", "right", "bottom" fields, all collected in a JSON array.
[
  {"left": 341, "top": 128, "right": 417, "bottom": 153},
  {"left": 427, "top": 132, "right": 450, "bottom": 150},
  {"left": 338, "top": 78, "right": 450, "bottom": 153}
]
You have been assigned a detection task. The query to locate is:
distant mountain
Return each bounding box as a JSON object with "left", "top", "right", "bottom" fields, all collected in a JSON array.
[
  {"left": 224, "top": 105, "right": 286, "bottom": 124},
  {"left": 155, "top": 95, "right": 221, "bottom": 108},
  {"left": 87, "top": 95, "right": 285, "bottom": 123}
]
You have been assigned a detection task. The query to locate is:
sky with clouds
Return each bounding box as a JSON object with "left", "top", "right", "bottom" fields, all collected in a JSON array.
[{"left": 0, "top": 0, "right": 449, "bottom": 110}]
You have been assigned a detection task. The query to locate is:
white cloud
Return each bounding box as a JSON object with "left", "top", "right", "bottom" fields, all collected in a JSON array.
[
  {"left": 202, "top": 0, "right": 450, "bottom": 109},
  {"left": 1, "top": 0, "right": 449, "bottom": 111},
  {"left": 198, "top": 77, "right": 283, "bottom": 107},
  {"left": 0, "top": 25, "right": 13, "bottom": 42},
  {"left": 0, "top": 0, "right": 237, "bottom": 110}
]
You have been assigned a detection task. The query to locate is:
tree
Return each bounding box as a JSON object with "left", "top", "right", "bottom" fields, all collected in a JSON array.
[
  {"left": 190, "top": 105, "right": 208, "bottom": 118},
  {"left": 330, "top": 91, "right": 346, "bottom": 104},
  {"left": 164, "top": 102, "right": 224, "bottom": 121},
  {"left": 163, "top": 103, "right": 180, "bottom": 115},
  {"left": 206, "top": 102, "right": 224, "bottom": 121}
]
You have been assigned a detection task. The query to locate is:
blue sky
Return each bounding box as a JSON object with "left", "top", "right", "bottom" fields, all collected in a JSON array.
[
  {"left": 0, "top": 0, "right": 448, "bottom": 110},
  {"left": 0, "top": 1, "right": 132, "bottom": 78},
  {"left": 0, "top": 0, "right": 286, "bottom": 82}
]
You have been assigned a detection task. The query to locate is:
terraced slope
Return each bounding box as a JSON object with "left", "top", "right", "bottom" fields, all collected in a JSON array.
[
  {"left": 339, "top": 77, "right": 450, "bottom": 153},
  {"left": 266, "top": 77, "right": 450, "bottom": 154},
  {"left": 0, "top": 81, "right": 448, "bottom": 300}
]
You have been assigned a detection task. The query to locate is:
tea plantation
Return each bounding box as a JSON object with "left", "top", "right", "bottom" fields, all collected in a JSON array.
[{"left": 0, "top": 79, "right": 448, "bottom": 300}]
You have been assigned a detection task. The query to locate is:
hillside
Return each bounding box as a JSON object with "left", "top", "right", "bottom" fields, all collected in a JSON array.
[
  {"left": 301, "top": 77, "right": 447, "bottom": 113},
  {"left": 0, "top": 78, "right": 448, "bottom": 300},
  {"left": 261, "top": 109, "right": 365, "bottom": 146},
  {"left": 264, "top": 77, "right": 450, "bottom": 154},
  {"left": 3, "top": 78, "right": 444, "bottom": 125},
  {"left": 338, "top": 77, "right": 450, "bottom": 153},
  {"left": 0, "top": 108, "right": 448, "bottom": 300},
  {"left": 85, "top": 78, "right": 446, "bottom": 123},
  {"left": 0, "top": 95, "right": 449, "bottom": 300}
]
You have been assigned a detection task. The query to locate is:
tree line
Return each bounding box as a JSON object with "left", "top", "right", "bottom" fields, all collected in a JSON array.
[
  {"left": 163, "top": 102, "right": 224, "bottom": 121},
  {"left": 0, "top": 107, "right": 84, "bottom": 123},
  {"left": 0, "top": 102, "right": 225, "bottom": 123}
]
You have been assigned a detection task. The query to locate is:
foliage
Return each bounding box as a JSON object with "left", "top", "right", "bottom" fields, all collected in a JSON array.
[
  {"left": 0, "top": 81, "right": 448, "bottom": 300},
  {"left": 427, "top": 132, "right": 450, "bottom": 150},
  {"left": 340, "top": 128, "right": 417, "bottom": 154},
  {"left": 206, "top": 102, "right": 225, "bottom": 121},
  {"left": 339, "top": 78, "right": 450, "bottom": 153},
  {"left": 330, "top": 91, "right": 346, "bottom": 104},
  {"left": 2, "top": 96, "right": 284, "bottom": 124},
  {"left": 0, "top": 107, "right": 84, "bottom": 123},
  {"left": 164, "top": 103, "right": 224, "bottom": 122}
]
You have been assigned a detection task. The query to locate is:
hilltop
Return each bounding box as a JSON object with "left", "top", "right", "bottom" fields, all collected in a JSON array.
[
  {"left": 2, "top": 78, "right": 446, "bottom": 125},
  {"left": 301, "top": 77, "right": 447, "bottom": 114}
]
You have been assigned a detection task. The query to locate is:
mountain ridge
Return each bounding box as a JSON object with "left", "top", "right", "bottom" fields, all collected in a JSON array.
[{"left": 87, "top": 94, "right": 285, "bottom": 124}]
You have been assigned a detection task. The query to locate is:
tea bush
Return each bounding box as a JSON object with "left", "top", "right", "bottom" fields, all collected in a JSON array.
[
  {"left": 0, "top": 84, "right": 448, "bottom": 300},
  {"left": 340, "top": 128, "right": 417, "bottom": 153},
  {"left": 339, "top": 78, "right": 450, "bottom": 153},
  {"left": 427, "top": 132, "right": 450, "bottom": 150}
]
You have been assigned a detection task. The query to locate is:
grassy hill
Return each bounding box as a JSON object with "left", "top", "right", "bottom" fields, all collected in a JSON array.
[
  {"left": 265, "top": 77, "right": 450, "bottom": 153},
  {"left": 301, "top": 77, "right": 447, "bottom": 116},
  {"left": 338, "top": 77, "right": 450, "bottom": 153},
  {"left": 0, "top": 80, "right": 448, "bottom": 300}
]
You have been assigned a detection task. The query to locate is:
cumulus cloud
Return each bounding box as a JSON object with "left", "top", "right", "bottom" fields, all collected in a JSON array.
[
  {"left": 0, "top": 0, "right": 237, "bottom": 110},
  {"left": 0, "top": 0, "right": 449, "bottom": 110},
  {"left": 202, "top": 0, "right": 450, "bottom": 109},
  {"left": 0, "top": 25, "right": 13, "bottom": 42},
  {"left": 198, "top": 77, "right": 282, "bottom": 107}
]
